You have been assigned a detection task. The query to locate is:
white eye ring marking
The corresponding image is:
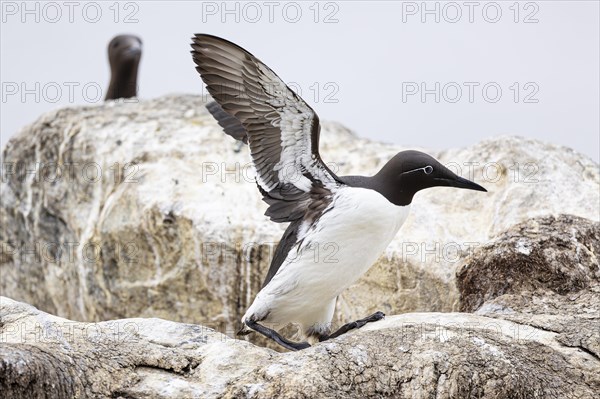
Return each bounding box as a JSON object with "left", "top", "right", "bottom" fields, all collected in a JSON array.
[{"left": 403, "top": 165, "right": 434, "bottom": 175}]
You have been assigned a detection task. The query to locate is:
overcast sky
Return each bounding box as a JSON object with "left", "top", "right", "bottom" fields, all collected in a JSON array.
[{"left": 1, "top": 1, "right": 599, "bottom": 162}]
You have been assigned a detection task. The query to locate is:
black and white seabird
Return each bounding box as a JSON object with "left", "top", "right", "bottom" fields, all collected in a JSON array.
[
  {"left": 105, "top": 34, "right": 142, "bottom": 100},
  {"left": 190, "top": 34, "right": 487, "bottom": 351}
]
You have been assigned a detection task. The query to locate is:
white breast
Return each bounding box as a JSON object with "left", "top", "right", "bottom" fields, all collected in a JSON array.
[{"left": 244, "top": 187, "right": 410, "bottom": 329}]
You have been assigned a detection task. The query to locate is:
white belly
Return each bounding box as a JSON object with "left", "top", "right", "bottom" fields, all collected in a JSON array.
[{"left": 244, "top": 187, "right": 410, "bottom": 330}]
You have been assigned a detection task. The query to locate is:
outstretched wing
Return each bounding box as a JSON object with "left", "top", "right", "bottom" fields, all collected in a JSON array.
[{"left": 191, "top": 34, "right": 341, "bottom": 222}]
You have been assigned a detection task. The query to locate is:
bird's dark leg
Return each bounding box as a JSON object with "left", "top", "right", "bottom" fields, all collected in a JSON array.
[
  {"left": 319, "top": 311, "right": 385, "bottom": 342},
  {"left": 244, "top": 319, "right": 311, "bottom": 351}
]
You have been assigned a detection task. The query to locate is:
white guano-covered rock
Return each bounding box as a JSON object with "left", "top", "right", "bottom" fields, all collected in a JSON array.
[{"left": 1, "top": 95, "right": 598, "bottom": 344}]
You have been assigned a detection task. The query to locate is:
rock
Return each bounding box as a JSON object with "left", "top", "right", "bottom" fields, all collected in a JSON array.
[
  {"left": 476, "top": 287, "right": 600, "bottom": 360},
  {"left": 457, "top": 214, "right": 600, "bottom": 312},
  {"left": 456, "top": 214, "right": 600, "bottom": 361},
  {"left": 1, "top": 296, "right": 598, "bottom": 399},
  {"left": 1, "top": 95, "right": 599, "bottom": 347}
]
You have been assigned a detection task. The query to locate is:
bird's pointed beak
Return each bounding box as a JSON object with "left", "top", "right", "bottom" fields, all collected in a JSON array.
[
  {"left": 125, "top": 44, "right": 142, "bottom": 56},
  {"left": 435, "top": 175, "right": 487, "bottom": 192}
]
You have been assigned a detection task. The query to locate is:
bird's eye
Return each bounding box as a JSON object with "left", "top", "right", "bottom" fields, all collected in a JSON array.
[{"left": 424, "top": 165, "right": 433, "bottom": 174}]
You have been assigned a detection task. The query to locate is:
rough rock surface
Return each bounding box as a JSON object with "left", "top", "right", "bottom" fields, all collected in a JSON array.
[
  {"left": 1, "top": 95, "right": 599, "bottom": 345},
  {"left": 458, "top": 214, "right": 600, "bottom": 312},
  {"left": 1, "top": 295, "right": 598, "bottom": 399},
  {"left": 456, "top": 214, "right": 600, "bottom": 363},
  {"left": 2, "top": 95, "right": 599, "bottom": 397}
]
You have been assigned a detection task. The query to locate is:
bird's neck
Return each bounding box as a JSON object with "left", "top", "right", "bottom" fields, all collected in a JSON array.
[
  {"left": 341, "top": 173, "right": 412, "bottom": 207},
  {"left": 106, "top": 64, "right": 139, "bottom": 100}
]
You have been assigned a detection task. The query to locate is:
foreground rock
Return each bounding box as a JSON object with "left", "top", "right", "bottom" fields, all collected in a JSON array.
[
  {"left": 1, "top": 95, "right": 599, "bottom": 342},
  {"left": 2, "top": 214, "right": 599, "bottom": 397},
  {"left": 1, "top": 296, "right": 598, "bottom": 399}
]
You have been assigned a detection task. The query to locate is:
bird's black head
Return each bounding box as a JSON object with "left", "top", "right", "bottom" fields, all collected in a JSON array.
[
  {"left": 106, "top": 34, "right": 142, "bottom": 100},
  {"left": 373, "top": 150, "right": 487, "bottom": 206},
  {"left": 108, "top": 34, "right": 142, "bottom": 69}
]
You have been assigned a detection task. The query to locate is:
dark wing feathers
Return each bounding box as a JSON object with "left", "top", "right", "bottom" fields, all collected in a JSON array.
[
  {"left": 206, "top": 101, "right": 248, "bottom": 143},
  {"left": 262, "top": 219, "right": 301, "bottom": 288},
  {"left": 262, "top": 184, "right": 333, "bottom": 288},
  {"left": 191, "top": 34, "right": 341, "bottom": 223}
]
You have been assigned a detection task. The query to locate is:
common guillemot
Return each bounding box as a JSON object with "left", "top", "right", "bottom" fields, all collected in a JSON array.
[
  {"left": 190, "top": 34, "right": 487, "bottom": 351},
  {"left": 105, "top": 34, "right": 142, "bottom": 100}
]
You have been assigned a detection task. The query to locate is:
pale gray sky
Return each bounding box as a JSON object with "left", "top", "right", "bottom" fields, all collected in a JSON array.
[{"left": 1, "top": 1, "right": 599, "bottom": 161}]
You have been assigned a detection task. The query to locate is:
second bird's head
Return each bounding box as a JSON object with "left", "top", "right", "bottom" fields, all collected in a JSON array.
[
  {"left": 108, "top": 34, "right": 142, "bottom": 70},
  {"left": 375, "top": 150, "right": 487, "bottom": 206}
]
